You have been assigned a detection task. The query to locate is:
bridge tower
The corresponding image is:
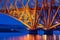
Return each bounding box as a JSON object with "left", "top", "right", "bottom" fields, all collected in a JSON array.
[{"left": 0, "top": 0, "right": 60, "bottom": 34}]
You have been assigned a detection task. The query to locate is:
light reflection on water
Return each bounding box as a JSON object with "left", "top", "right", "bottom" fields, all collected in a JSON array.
[
  {"left": 0, "top": 30, "right": 60, "bottom": 40},
  {"left": 3, "top": 34, "right": 60, "bottom": 40}
]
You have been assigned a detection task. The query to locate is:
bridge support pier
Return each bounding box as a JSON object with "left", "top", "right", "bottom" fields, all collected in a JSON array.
[
  {"left": 29, "top": 29, "right": 38, "bottom": 34},
  {"left": 44, "top": 29, "right": 53, "bottom": 35},
  {"left": 29, "top": 29, "right": 53, "bottom": 35}
]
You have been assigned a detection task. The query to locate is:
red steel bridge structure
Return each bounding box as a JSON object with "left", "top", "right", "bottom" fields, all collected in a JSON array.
[{"left": 0, "top": 0, "right": 60, "bottom": 31}]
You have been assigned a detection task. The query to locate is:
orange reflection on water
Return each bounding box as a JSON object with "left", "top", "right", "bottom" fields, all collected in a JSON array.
[
  {"left": 7, "top": 34, "right": 43, "bottom": 40},
  {"left": 4, "top": 34, "right": 60, "bottom": 40},
  {"left": 18, "top": 34, "right": 43, "bottom": 40}
]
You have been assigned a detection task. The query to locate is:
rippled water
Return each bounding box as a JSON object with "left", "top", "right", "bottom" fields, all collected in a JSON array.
[
  {"left": 0, "top": 33, "right": 60, "bottom": 40},
  {"left": 0, "top": 30, "right": 60, "bottom": 40}
]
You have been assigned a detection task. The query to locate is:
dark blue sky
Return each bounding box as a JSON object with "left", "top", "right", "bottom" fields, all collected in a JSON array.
[{"left": 0, "top": 14, "right": 22, "bottom": 25}]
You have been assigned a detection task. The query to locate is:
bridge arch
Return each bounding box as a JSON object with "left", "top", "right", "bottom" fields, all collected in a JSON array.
[{"left": 0, "top": 0, "right": 60, "bottom": 30}]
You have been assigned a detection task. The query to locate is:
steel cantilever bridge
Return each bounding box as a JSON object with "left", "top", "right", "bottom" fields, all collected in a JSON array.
[{"left": 0, "top": 0, "right": 60, "bottom": 31}]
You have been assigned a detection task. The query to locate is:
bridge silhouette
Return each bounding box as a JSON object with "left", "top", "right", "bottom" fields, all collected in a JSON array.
[{"left": 0, "top": 0, "right": 60, "bottom": 34}]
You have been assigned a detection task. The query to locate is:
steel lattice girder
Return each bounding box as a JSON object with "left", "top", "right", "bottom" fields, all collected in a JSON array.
[{"left": 0, "top": 0, "right": 60, "bottom": 30}]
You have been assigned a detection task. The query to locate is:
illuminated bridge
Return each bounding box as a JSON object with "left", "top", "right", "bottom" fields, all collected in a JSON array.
[{"left": 0, "top": 0, "right": 60, "bottom": 34}]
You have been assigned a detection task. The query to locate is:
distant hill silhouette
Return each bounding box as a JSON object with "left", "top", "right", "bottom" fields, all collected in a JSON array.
[{"left": 0, "top": 24, "right": 28, "bottom": 32}]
